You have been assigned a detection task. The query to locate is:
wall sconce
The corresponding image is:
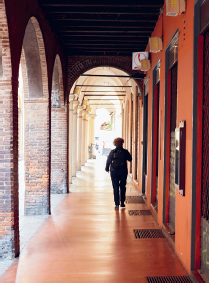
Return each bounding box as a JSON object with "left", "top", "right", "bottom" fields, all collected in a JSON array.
[
  {"left": 149, "top": 37, "right": 163, "bottom": 53},
  {"left": 166, "top": 0, "right": 186, "bottom": 16},
  {"left": 141, "top": 59, "right": 151, "bottom": 71},
  {"left": 74, "top": 87, "right": 81, "bottom": 95},
  {"left": 82, "top": 99, "right": 87, "bottom": 105}
]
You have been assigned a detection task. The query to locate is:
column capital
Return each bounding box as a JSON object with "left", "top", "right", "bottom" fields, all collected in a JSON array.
[
  {"left": 77, "top": 105, "right": 83, "bottom": 116},
  {"left": 82, "top": 109, "right": 87, "bottom": 118},
  {"left": 73, "top": 87, "right": 81, "bottom": 96},
  {"left": 69, "top": 94, "right": 75, "bottom": 102},
  {"left": 89, "top": 114, "right": 96, "bottom": 119},
  {"left": 85, "top": 111, "right": 89, "bottom": 120},
  {"left": 73, "top": 101, "right": 79, "bottom": 112}
]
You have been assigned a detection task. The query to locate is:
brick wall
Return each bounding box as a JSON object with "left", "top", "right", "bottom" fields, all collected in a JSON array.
[
  {"left": 0, "top": 0, "right": 19, "bottom": 259},
  {"left": 51, "top": 55, "right": 67, "bottom": 194}
]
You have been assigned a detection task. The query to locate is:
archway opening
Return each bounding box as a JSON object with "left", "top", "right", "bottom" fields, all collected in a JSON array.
[
  {"left": 68, "top": 66, "right": 139, "bottom": 182},
  {"left": 18, "top": 17, "right": 49, "bottom": 252},
  {"left": 50, "top": 55, "right": 67, "bottom": 210}
]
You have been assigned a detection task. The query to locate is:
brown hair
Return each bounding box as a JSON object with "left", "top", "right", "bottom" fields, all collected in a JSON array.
[{"left": 113, "top": 138, "right": 124, "bottom": 147}]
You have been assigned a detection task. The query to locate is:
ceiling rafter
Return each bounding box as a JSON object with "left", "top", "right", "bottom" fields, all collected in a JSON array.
[{"left": 38, "top": 0, "right": 163, "bottom": 56}]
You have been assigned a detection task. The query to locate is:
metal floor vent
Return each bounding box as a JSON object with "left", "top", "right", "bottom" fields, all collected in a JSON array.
[
  {"left": 129, "top": 210, "right": 152, "bottom": 216},
  {"left": 147, "top": 276, "right": 192, "bottom": 282},
  {"left": 134, "top": 229, "right": 165, "bottom": 239},
  {"left": 126, "top": 196, "right": 145, "bottom": 204}
]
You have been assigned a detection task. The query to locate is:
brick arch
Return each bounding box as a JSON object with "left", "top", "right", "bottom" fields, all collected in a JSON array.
[
  {"left": 68, "top": 56, "right": 144, "bottom": 94},
  {"left": 52, "top": 54, "right": 64, "bottom": 108},
  {"left": 51, "top": 54, "right": 67, "bottom": 194},
  {"left": 20, "top": 49, "right": 29, "bottom": 98},
  {"left": 21, "top": 17, "right": 50, "bottom": 216},
  {"left": 22, "top": 17, "right": 49, "bottom": 99},
  {"left": 30, "top": 17, "right": 48, "bottom": 99}
]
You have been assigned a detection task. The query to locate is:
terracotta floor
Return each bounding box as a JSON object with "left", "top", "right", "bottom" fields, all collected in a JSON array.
[{"left": 2, "top": 156, "right": 189, "bottom": 282}]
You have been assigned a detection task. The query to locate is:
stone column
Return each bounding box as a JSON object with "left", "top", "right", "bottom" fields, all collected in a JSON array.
[
  {"left": 72, "top": 101, "right": 79, "bottom": 177},
  {"left": 85, "top": 111, "right": 89, "bottom": 162},
  {"left": 89, "top": 114, "right": 96, "bottom": 158},
  {"left": 77, "top": 106, "right": 83, "bottom": 170},
  {"left": 122, "top": 109, "right": 124, "bottom": 138},
  {"left": 81, "top": 109, "right": 87, "bottom": 166},
  {"left": 68, "top": 94, "right": 74, "bottom": 186}
]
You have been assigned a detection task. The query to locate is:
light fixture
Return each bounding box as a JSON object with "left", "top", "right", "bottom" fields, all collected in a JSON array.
[
  {"left": 74, "top": 87, "right": 81, "bottom": 95},
  {"left": 149, "top": 37, "right": 163, "bottom": 53},
  {"left": 166, "top": 0, "right": 186, "bottom": 16}
]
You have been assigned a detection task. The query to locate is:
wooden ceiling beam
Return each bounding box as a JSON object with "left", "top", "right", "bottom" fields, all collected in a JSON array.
[
  {"left": 64, "top": 47, "right": 146, "bottom": 51},
  {"left": 66, "top": 52, "right": 132, "bottom": 56},
  {"left": 39, "top": 0, "right": 163, "bottom": 7},
  {"left": 60, "top": 34, "right": 150, "bottom": 38},
  {"left": 62, "top": 43, "right": 146, "bottom": 47},
  {"left": 51, "top": 22, "right": 155, "bottom": 28},
  {"left": 52, "top": 25, "right": 155, "bottom": 29},
  {"left": 61, "top": 39, "right": 148, "bottom": 43},
  {"left": 55, "top": 30, "right": 153, "bottom": 34},
  {"left": 65, "top": 50, "right": 136, "bottom": 55},
  {"left": 44, "top": 11, "right": 159, "bottom": 15},
  {"left": 42, "top": 8, "right": 159, "bottom": 15},
  {"left": 46, "top": 18, "right": 158, "bottom": 23}
]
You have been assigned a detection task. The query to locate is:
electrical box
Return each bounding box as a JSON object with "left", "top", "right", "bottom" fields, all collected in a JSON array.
[
  {"left": 166, "top": 0, "right": 186, "bottom": 16},
  {"left": 149, "top": 37, "right": 163, "bottom": 53},
  {"left": 175, "top": 121, "right": 186, "bottom": 196},
  {"left": 141, "top": 59, "right": 151, "bottom": 71}
]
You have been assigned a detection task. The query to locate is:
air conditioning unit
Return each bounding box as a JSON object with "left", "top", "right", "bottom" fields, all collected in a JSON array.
[
  {"left": 166, "top": 0, "right": 186, "bottom": 16},
  {"left": 141, "top": 59, "right": 151, "bottom": 71},
  {"left": 149, "top": 37, "right": 163, "bottom": 53}
]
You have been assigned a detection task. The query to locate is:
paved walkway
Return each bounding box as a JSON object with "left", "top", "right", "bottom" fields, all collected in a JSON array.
[{"left": 2, "top": 156, "right": 189, "bottom": 282}]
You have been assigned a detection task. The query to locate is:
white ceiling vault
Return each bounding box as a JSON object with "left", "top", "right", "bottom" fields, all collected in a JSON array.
[{"left": 71, "top": 67, "right": 138, "bottom": 114}]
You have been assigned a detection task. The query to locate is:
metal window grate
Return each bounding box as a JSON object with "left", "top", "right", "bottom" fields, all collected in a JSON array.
[
  {"left": 126, "top": 196, "right": 145, "bottom": 204},
  {"left": 147, "top": 276, "right": 192, "bottom": 282},
  {"left": 144, "top": 94, "right": 148, "bottom": 175},
  {"left": 134, "top": 229, "right": 165, "bottom": 239},
  {"left": 131, "top": 100, "right": 134, "bottom": 174},
  {"left": 169, "top": 64, "right": 178, "bottom": 231},
  {"left": 129, "top": 210, "right": 152, "bottom": 216}
]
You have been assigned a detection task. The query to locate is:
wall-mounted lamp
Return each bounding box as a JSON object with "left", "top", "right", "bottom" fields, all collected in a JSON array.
[
  {"left": 82, "top": 99, "right": 87, "bottom": 106},
  {"left": 149, "top": 37, "right": 163, "bottom": 53},
  {"left": 141, "top": 59, "right": 151, "bottom": 71},
  {"left": 166, "top": 0, "right": 186, "bottom": 16},
  {"left": 74, "top": 87, "right": 81, "bottom": 96}
]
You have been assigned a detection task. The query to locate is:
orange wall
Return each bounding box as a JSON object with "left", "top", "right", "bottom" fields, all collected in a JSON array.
[
  {"left": 146, "top": 1, "right": 195, "bottom": 272},
  {"left": 128, "top": 0, "right": 196, "bottom": 273}
]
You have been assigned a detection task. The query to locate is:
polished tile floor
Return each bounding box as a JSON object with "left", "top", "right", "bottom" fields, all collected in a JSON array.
[{"left": 2, "top": 155, "right": 189, "bottom": 282}]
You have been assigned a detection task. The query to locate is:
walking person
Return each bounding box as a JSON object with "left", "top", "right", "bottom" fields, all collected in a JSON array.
[{"left": 105, "top": 138, "right": 132, "bottom": 210}]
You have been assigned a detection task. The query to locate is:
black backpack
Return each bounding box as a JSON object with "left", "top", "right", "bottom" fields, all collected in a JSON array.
[{"left": 111, "top": 148, "right": 126, "bottom": 170}]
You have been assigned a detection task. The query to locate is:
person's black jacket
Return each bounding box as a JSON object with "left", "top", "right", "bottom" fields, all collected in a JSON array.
[{"left": 105, "top": 146, "right": 132, "bottom": 172}]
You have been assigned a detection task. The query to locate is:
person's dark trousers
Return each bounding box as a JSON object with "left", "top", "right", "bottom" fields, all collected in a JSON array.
[{"left": 110, "top": 169, "right": 127, "bottom": 206}]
